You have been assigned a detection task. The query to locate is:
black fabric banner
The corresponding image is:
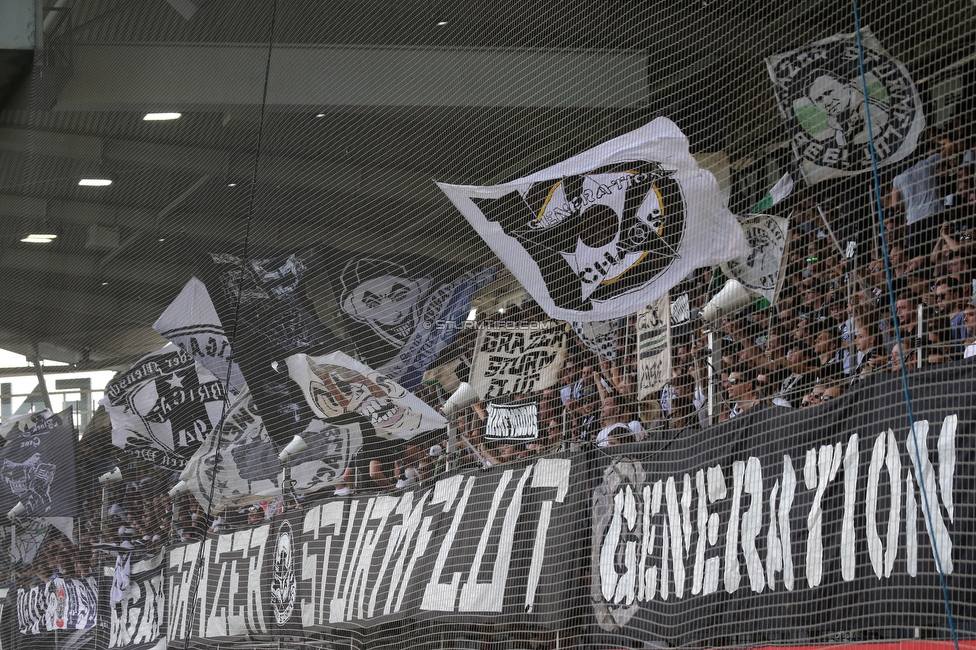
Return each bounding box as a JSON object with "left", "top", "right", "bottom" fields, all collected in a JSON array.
[
  {"left": 198, "top": 248, "right": 337, "bottom": 450},
  {"left": 0, "top": 408, "right": 78, "bottom": 518},
  {"left": 159, "top": 454, "right": 584, "bottom": 643},
  {"left": 588, "top": 362, "right": 976, "bottom": 646}
]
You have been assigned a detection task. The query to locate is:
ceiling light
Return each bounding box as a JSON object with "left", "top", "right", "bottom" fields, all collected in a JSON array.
[
  {"left": 79, "top": 178, "right": 112, "bottom": 187},
  {"left": 100, "top": 281, "right": 109, "bottom": 286},
  {"left": 20, "top": 233, "right": 57, "bottom": 244},
  {"left": 437, "top": 21, "right": 448, "bottom": 26},
  {"left": 315, "top": 113, "right": 326, "bottom": 118},
  {"left": 158, "top": 237, "right": 166, "bottom": 242},
  {"left": 143, "top": 112, "right": 181, "bottom": 121},
  {"left": 227, "top": 182, "right": 237, "bottom": 187}
]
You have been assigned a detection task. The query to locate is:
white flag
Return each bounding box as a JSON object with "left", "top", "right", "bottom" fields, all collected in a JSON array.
[
  {"left": 438, "top": 117, "right": 749, "bottom": 322},
  {"left": 749, "top": 173, "right": 794, "bottom": 213},
  {"left": 153, "top": 277, "right": 245, "bottom": 395},
  {"left": 181, "top": 387, "right": 360, "bottom": 510},
  {"left": 722, "top": 213, "right": 790, "bottom": 303},
  {"left": 286, "top": 351, "right": 446, "bottom": 440}
]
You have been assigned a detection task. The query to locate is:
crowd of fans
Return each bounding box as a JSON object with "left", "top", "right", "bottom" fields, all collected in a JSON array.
[{"left": 5, "top": 108, "right": 975, "bottom": 588}]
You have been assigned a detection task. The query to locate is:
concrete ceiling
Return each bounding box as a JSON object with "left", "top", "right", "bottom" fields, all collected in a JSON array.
[{"left": 0, "top": 0, "right": 972, "bottom": 369}]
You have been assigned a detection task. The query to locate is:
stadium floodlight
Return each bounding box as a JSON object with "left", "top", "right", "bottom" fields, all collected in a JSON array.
[
  {"left": 278, "top": 435, "right": 308, "bottom": 465},
  {"left": 167, "top": 480, "right": 190, "bottom": 499},
  {"left": 6, "top": 502, "right": 25, "bottom": 522},
  {"left": 98, "top": 466, "right": 123, "bottom": 485}
]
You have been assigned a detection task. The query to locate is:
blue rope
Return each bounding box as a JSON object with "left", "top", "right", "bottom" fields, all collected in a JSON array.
[{"left": 850, "top": 5, "right": 959, "bottom": 646}]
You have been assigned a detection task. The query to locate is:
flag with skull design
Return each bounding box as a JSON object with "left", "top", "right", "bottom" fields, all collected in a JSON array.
[
  {"left": 332, "top": 253, "right": 496, "bottom": 392},
  {"left": 286, "top": 351, "right": 446, "bottom": 440},
  {"left": 766, "top": 27, "right": 925, "bottom": 184},
  {"left": 0, "top": 408, "right": 79, "bottom": 519},
  {"left": 437, "top": 117, "right": 749, "bottom": 322}
]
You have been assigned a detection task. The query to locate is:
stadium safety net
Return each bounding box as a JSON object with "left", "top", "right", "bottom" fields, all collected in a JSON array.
[{"left": 0, "top": 0, "right": 974, "bottom": 648}]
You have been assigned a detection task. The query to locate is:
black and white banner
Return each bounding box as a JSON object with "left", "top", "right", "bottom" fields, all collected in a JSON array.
[
  {"left": 469, "top": 322, "right": 568, "bottom": 399},
  {"left": 17, "top": 577, "right": 96, "bottom": 635},
  {"left": 766, "top": 27, "right": 925, "bottom": 184},
  {"left": 589, "top": 363, "right": 976, "bottom": 646},
  {"left": 286, "top": 351, "right": 446, "bottom": 440},
  {"left": 438, "top": 117, "right": 749, "bottom": 322},
  {"left": 100, "top": 345, "right": 225, "bottom": 470},
  {"left": 486, "top": 400, "right": 539, "bottom": 441},
  {"left": 0, "top": 409, "right": 78, "bottom": 518},
  {"left": 332, "top": 252, "right": 496, "bottom": 392},
  {"left": 181, "top": 386, "right": 362, "bottom": 509},
  {"left": 721, "top": 213, "right": 789, "bottom": 302},
  {"left": 153, "top": 276, "right": 245, "bottom": 396},
  {"left": 104, "top": 552, "right": 165, "bottom": 649},
  {"left": 635, "top": 297, "right": 671, "bottom": 400},
  {"left": 571, "top": 318, "right": 627, "bottom": 362}
]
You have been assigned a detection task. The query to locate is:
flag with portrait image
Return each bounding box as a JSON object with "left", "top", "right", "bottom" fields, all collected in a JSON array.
[
  {"left": 100, "top": 344, "right": 226, "bottom": 470},
  {"left": 437, "top": 117, "right": 749, "bottom": 322},
  {"left": 766, "top": 28, "right": 925, "bottom": 184}
]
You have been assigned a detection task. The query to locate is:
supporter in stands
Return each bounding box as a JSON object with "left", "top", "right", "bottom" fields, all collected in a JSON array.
[
  {"left": 777, "top": 341, "right": 816, "bottom": 408},
  {"left": 894, "top": 293, "right": 920, "bottom": 348},
  {"left": 891, "top": 342, "right": 917, "bottom": 374},
  {"left": 935, "top": 276, "right": 968, "bottom": 352},
  {"left": 850, "top": 325, "right": 882, "bottom": 383},
  {"left": 811, "top": 318, "right": 845, "bottom": 383},
  {"left": 727, "top": 365, "right": 761, "bottom": 418},
  {"left": 892, "top": 128, "right": 944, "bottom": 262},
  {"left": 963, "top": 299, "right": 976, "bottom": 359}
]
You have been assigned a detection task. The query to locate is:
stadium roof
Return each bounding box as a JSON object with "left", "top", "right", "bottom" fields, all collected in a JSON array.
[{"left": 0, "top": 0, "right": 972, "bottom": 370}]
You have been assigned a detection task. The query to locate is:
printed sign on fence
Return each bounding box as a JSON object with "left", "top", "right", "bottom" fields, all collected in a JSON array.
[
  {"left": 470, "top": 322, "right": 568, "bottom": 399},
  {"left": 486, "top": 400, "right": 540, "bottom": 441}
]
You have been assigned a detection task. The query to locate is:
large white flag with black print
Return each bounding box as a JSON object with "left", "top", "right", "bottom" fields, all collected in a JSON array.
[
  {"left": 153, "top": 276, "right": 245, "bottom": 396},
  {"left": 437, "top": 117, "right": 748, "bottom": 322}
]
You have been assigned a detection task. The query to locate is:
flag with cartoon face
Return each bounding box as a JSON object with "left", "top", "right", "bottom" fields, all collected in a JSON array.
[
  {"left": 0, "top": 409, "right": 78, "bottom": 519},
  {"left": 766, "top": 27, "right": 925, "bottom": 184},
  {"left": 333, "top": 253, "right": 496, "bottom": 392},
  {"left": 437, "top": 117, "right": 748, "bottom": 322},
  {"left": 100, "top": 344, "right": 226, "bottom": 470},
  {"left": 286, "top": 351, "right": 446, "bottom": 440}
]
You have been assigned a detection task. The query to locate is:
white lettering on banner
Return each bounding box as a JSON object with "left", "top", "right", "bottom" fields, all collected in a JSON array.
[
  {"left": 109, "top": 576, "right": 164, "bottom": 648},
  {"left": 592, "top": 416, "right": 958, "bottom": 631},
  {"left": 167, "top": 541, "right": 204, "bottom": 641},
  {"left": 299, "top": 459, "right": 572, "bottom": 624},
  {"left": 166, "top": 526, "right": 270, "bottom": 641}
]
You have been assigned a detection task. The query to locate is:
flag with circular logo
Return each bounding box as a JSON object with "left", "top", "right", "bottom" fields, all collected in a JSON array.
[{"left": 766, "top": 27, "right": 925, "bottom": 184}]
